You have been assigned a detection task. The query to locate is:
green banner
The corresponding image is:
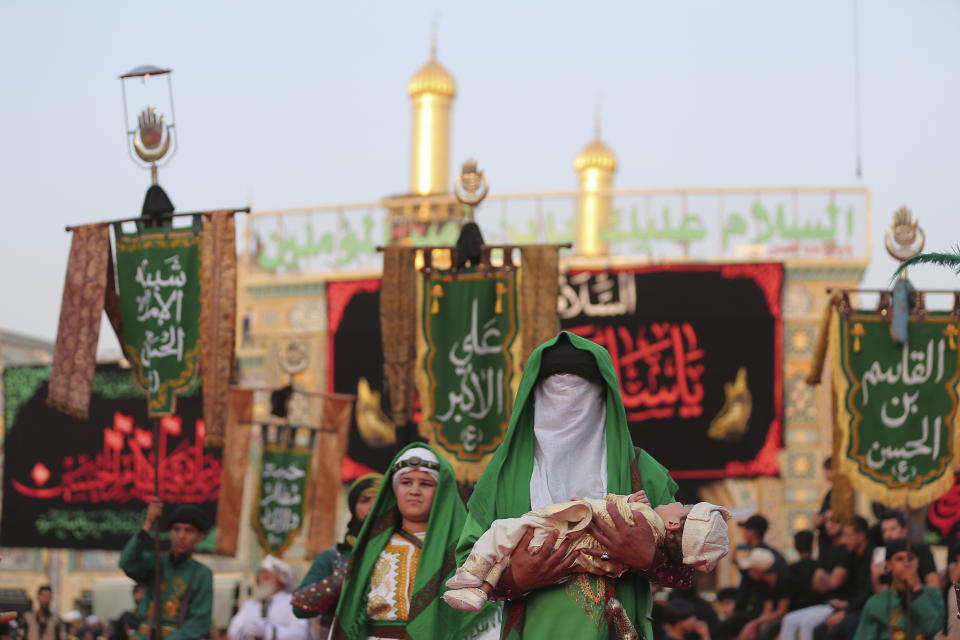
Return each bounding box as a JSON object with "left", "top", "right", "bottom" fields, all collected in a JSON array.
[
  {"left": 253, "top": 443, "right": 312, "bottom": 555},
  {"left": 416, "top": 270, "right": 519, "bottom": 481},
  {"left": 834, "top": 312, "right": 960, "bottom": 506},
  {"left": 115, "top": 227, "right": 202, "bottom": 416}
]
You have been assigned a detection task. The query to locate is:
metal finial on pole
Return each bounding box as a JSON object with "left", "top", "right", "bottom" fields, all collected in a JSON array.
[
  {"left": 430, "top": 13, "right": 440, "bottom": 59},
  {"left": 594, "top": 92, "right": 603, "bottom": 140}
]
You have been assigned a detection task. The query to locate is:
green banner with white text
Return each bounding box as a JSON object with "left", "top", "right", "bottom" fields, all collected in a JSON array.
[
  {"left": 833, "top": 311, "right": 960, "bottom": 507},
  {"left": 115, "top": 226, "right": 202, "bottom": 416},
  {"left": 416, "top": 269, "right": 520, "bottom": 483},
  {"left": 253, "top": 443, "right": 312, "bottom": 556}
]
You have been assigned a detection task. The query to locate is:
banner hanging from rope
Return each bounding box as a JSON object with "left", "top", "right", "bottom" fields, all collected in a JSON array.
[
  {"left": 115, "top": 221, "right": 202, "bottom": 416},
  {"left": 416, "top": 268, "right": 521, "bottom": 482},
  {"left": 831, "top": 310, "right": 960, "bottom": 507}
]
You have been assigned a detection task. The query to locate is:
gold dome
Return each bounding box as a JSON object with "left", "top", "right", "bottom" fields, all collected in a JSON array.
[
  {"left": 574, "top": 138, "right": 617, "bottom": 172},
  {"left": 408, "top": 58, "right": 456, "bottom": 98}
]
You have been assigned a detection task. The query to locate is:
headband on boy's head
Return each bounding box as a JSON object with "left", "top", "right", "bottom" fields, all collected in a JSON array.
[{"left": 391, "top": 447, "right": 440, "bottom": 490}]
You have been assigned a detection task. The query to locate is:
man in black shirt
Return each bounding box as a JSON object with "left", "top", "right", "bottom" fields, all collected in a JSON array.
[
  {"left": 780, "top": 518, "right": 848, "bottom": 640},
  {"left": 789, "top": 530, "right": 820, "bottom": 610},
  {"left": 813, "top": 516, "right": 873, "bottom": 640}
]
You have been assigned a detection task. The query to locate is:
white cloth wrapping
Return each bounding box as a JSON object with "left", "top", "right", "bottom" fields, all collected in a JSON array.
[
  {"left": 530, "top": 375, "right": 607, "bottom": 510},
  {"left": 227, "top": 591, "right": 308, "bottom": 640},
  {"left": 680, "top": 502, "right": 732, "bottom": 572},
  {"left": 444, "top": 496, "right": 664, "bottom": 611}
]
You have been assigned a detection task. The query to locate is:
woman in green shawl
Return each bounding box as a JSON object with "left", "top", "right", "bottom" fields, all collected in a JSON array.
[
  {"left": 458, "top": 331, "right": 679, "bottom": 640},
  {"left": 333, "top": 444, "right": 499, "bottom": 640}
]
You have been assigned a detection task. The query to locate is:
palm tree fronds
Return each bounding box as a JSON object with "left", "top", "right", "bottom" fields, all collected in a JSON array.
[{"left": 891, "top": 245, "right": 960, "bottom": 281}]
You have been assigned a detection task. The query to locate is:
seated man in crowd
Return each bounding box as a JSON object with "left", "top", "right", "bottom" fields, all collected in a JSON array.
[
  {"left": 227, "top": 556, "right": 307, "bottom": 640},
  {"left": 780, "top": 515, "right": 850, "bottom": 640},
  {"left": 789, "top": 531, "right": 820, "bottom": 611},
  {"left": 871, "top": 511, "right": 939, "bottom": 592},
  {"left": 661, "top": 599, "right": 712, "bottom": 640},
  {"left": 813, "top": 517, "right": 874, "bottom": 640},
  {"left": 730, "top": 548, "right": 794, "bottom": 640},
  {"left": 854, "top": 538, "right": 944, "bottom": 640}
]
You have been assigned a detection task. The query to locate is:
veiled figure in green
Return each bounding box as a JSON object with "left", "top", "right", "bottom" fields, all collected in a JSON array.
[
  {"left": 333, "top": 443, "right": 500, "bottom": 640},
  {"left": 458, "top": 331, "right": 678, "bottom": 640}
]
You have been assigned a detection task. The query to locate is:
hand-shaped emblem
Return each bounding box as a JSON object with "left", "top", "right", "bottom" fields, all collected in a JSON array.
[{"left": 133, "top": 106, "right": 172, "bottom": 162}]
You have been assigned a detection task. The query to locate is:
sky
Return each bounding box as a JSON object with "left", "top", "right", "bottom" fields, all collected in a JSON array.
[{"left": 1, "top": 1, "right": 958, "bottom": 347}]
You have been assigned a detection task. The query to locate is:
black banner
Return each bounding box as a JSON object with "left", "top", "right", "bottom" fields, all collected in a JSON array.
[
  {"left": 326, "top": 280, "right": 421, "bottom": 480},
  {"left": 558, "top": 264, "right": 783, "bottom": 478},
  {"left": 2, "top": 364, "right": 220, "bottom": 550}
]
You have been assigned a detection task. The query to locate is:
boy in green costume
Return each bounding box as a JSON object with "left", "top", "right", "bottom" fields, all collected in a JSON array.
[
  {"left": 120, "top": 501, "right": 213, "bottom": 640},
  {"left": 458, "top": 332, "right": 680, "bottom": 640}
]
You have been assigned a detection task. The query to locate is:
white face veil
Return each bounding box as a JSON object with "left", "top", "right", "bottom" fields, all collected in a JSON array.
[{"left": 530, "top": 373, "right": 607, "bottom": 509}]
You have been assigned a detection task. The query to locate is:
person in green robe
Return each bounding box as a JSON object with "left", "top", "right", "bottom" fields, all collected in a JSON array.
[
  {"left": 458, "top": 331, "right": 680, "bottom": 640},
  {"left": 853, "top": 538, "right": 944, "bottom": 640},
  {"left": 119, "top": 501, "right": 213, "bottom": 640},
  {"left": 291, "top": 473, "right": 383, "bottom": 635},
  {"left": 332, "top": 444, "right": 500, "bottom": 640}
]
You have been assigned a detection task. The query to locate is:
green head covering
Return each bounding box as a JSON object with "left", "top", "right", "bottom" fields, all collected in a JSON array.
[
  {"left": 334, "top": 443, "right": 497, "bottom": 640},
  {"left": 464, "top": 331, "right": 677, "bottom": 639}
]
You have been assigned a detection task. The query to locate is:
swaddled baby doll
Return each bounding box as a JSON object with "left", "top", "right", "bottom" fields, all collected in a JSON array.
[{"left": 444, "top": 492, "right": 730, "bottom": 611}]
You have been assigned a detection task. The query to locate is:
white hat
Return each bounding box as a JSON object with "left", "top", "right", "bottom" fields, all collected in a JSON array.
[
  {"left": 260, "top": 555, "right": 296, "bottom": 591},
  {"left": 64, "top": 611, "right": 83, "bottom": 623},
  {"left": 681, "top": 502, "right": 732, "bottom": 572},
  {"left": 391, "top": 447, "right": 440, "bottom": 491},
  {"left": 738, "top": 547, "right": 776, "bottom": 572}
]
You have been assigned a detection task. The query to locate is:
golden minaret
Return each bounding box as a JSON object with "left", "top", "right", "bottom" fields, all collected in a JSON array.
[
  {"left": 408, "top": 36, "right": 456, "bottom": 196},
  {"left": 574, "top": 113, "right": 618, "bottom": 256}
]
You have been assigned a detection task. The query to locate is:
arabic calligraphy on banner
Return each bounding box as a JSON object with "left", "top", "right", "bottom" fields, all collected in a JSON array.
[
  {"left": 115, "top": 225, "right": 202, "bottom": 415},
  {"left": 1, "top": 363, "right": 220, "bottom": 550},
  {"left": 833, "top": 313, "right": 960, "bottom": 507},
  {"left": 253, "top": 444, "right": 311, "bottom": 555},
  {"left": 250, "top": 189, "right": 867, "bottom": 273},
  {"left": 416, "top": 270, "right": 520, "bottom": 481},
  {"left": 559, "top": 264, "right": 783, "bottom": 479}
]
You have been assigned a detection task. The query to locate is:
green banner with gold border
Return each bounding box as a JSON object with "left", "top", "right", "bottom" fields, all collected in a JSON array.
[
  {"left": 833, "top": 311, "right": 960, "bottom": 507},
  {"left": 253, "top": 443, "right": 312, "bottom": 556},
  {"left": 115, "top": 226, "right": 202, "bottom": 416},
  {"left": 416, "top": 268, "right": 520, "bottom": 482}
]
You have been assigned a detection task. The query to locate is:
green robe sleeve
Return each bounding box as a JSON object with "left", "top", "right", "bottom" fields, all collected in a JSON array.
[
  {"left": 119, "top": 530, "right": 155, "bottom": 583},
  {"left": 455, "top": 512, "right": 487, "bottom": 566},
  {"left": 852, "top": 593, "right": 884, "bottom": 640},
  {"left": 910, "top": 587, "right": 946, "bottom": 638},
  {"left": 292, "top": 547, "right": 338, "bottom": 619},
  {"left": 165, "top": 563, "right": 213, "bottom": 640},
  {"left": 635, "top": 449, "right": 678, "bottom": 506}
]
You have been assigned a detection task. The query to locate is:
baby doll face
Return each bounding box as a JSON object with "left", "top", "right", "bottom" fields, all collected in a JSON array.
[{"left": 654, "top": 502, "right": 693, "bottom": 531}]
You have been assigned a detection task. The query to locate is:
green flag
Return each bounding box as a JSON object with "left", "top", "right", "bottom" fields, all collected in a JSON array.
[
  {"left": 253, "top": 443, "right": 312, "bottom": 556},
  {"left": 833, "top": 311, "right": 960, "bottom": 506},
  {"left": 115, "top": 225, "right": 202, "bottom": 416},
  {"left": 415, "top": 269, "right": 520, "bottom": 482}
]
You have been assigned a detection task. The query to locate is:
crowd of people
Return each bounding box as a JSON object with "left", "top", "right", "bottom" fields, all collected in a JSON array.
[
  {"left": 6, "top": 335, "right": 960, "bottom": 640},
  {"left": 651, "top": 463, "right": 960, "bottom": 640}
]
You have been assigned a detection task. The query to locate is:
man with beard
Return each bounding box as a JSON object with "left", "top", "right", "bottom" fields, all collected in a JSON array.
[
  {"left": 22, "top": 586, "right": 63, "bottom": 640},
  {"left": 228, "top": 557, "right": 307, "bottom": 640}
]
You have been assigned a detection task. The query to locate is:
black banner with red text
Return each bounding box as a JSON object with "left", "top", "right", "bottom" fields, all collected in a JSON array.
[
  {"left": 1, "top": 363, "right": 221, "bottom": 550},
  {"left": 558, "top": 264, "right": 783, "bottom": 478}
]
